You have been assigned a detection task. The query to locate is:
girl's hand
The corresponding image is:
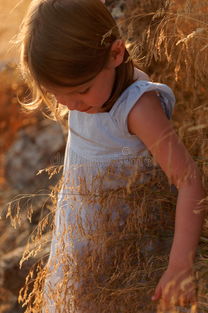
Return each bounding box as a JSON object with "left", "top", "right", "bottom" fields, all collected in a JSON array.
[{"left": 151, "top": 265, "right": 197, "bottom": 310}]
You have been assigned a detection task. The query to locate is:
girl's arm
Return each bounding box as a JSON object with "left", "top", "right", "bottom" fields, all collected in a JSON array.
[{"left": 128, "top": 91, "right": 205, "bottom": 307}]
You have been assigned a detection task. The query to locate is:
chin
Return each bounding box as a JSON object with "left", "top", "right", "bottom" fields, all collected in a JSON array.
[
  {"left": 85, "top": 109, "right": 99, "bottom": 114},
  {"left": 84, "top": 105, "right": 104, "bottom": 113}
]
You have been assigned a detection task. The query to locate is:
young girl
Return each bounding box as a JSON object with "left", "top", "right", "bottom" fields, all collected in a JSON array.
[{"left": 18, "top": 0, "right": 205, "bottom": 312}]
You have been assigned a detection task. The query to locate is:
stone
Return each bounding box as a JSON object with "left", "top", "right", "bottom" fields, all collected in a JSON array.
[{"left": 5, "top": 119, "right": 66, "bottom": 193}]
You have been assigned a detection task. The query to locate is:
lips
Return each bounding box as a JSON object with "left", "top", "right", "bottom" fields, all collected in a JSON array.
[
  {"left": 81, "top": 106, "right": 92, "bottom": 112},
  {"left": 66, "top": 105, "right": 92, "bottom": 112}
]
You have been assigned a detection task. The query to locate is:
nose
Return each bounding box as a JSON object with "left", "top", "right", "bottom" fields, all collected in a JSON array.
[
  {"left": 55, "top": 95, "right": 81, "bottom": 109},
  {"left": 68, "top": 100, "right": 84, "bottom": 110}
]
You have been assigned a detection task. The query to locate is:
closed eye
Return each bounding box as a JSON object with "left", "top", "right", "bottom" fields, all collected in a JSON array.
[{"left": 78, "top": 87, "right": 90, "bottom": 95}]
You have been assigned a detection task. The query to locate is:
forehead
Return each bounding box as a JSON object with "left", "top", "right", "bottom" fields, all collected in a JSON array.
[
  {"left": 42, "top": 65, "right": 112, "bottom": 95},
  {"left": 43, "top": 75, "right": 99, "bottom": 95}
]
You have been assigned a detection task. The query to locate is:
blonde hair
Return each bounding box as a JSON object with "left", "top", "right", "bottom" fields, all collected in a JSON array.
[{"left": 18, "top": 0, "right": 135, "bottom": 119}]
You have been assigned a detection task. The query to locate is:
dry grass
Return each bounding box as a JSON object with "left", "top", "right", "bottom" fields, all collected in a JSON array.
[{"left": 13, "top": 161, "right": 179, "bottom": 313}]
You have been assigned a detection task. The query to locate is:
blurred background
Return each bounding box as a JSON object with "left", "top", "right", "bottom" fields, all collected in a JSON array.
[
  {"left": 0, "top": 0, "right": 207, "bottom": 312},
  {"left": 0, "top": 1, "right": 67, "bottom": 312}
]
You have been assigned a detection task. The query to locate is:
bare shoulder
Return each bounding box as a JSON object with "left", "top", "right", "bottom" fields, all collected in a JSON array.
[
  {"left": 127, "top": 90, "right": 171, "bottom": 137},
  {"left": 127, "top": 91, "right": 196, "bottom": 188}
]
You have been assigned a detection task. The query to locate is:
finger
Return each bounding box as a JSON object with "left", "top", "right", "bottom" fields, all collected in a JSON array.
[
  {"left": 179, "top": 285, "right": 197, "bottom": 305},
  {"left": 161, "top": 283, "right": 197, "bottom": 309},
  {"left": 159, "top": 290, "right": 177, "bottom": 309},
  {"left": 177, "top": 290, "right": 197, "bottom": 307},
  {"left": 179, "top": 295, "right": 189, "bottom": 307},
  {"left": 159, "top": 297, "right": 175, "bottom": 312},
  {"left": 152, "top": 285, "right": 162, "bottom": 301},
  {"left": 161, "top": 289, "right": 182, "bottom": 309}
]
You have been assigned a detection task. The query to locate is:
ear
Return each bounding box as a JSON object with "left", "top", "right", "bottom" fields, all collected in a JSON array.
[{"left": 109, "top": 39, "right": 126, "bottom": 68}]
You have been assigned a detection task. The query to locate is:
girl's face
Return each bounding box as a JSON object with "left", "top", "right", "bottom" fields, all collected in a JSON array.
[
  {"left": 45, "top": 40, "right": 125, "bottom": 113},
  {"left": 47, "top": 66, "right": 116, "bottom": 114}
]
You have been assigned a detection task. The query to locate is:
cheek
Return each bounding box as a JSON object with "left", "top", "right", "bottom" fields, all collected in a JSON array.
[{"left": 94, "top": 86, "right": 112, "bottom": 103}]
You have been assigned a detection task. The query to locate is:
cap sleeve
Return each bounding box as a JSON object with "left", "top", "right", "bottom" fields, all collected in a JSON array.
[{"left": 111, "top": 80, "right": 176, "bottom": 136}]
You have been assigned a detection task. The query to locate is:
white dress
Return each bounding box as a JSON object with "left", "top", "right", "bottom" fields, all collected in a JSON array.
[{"left": 42, "top": 74, "right": 176, "bottom": 313}]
